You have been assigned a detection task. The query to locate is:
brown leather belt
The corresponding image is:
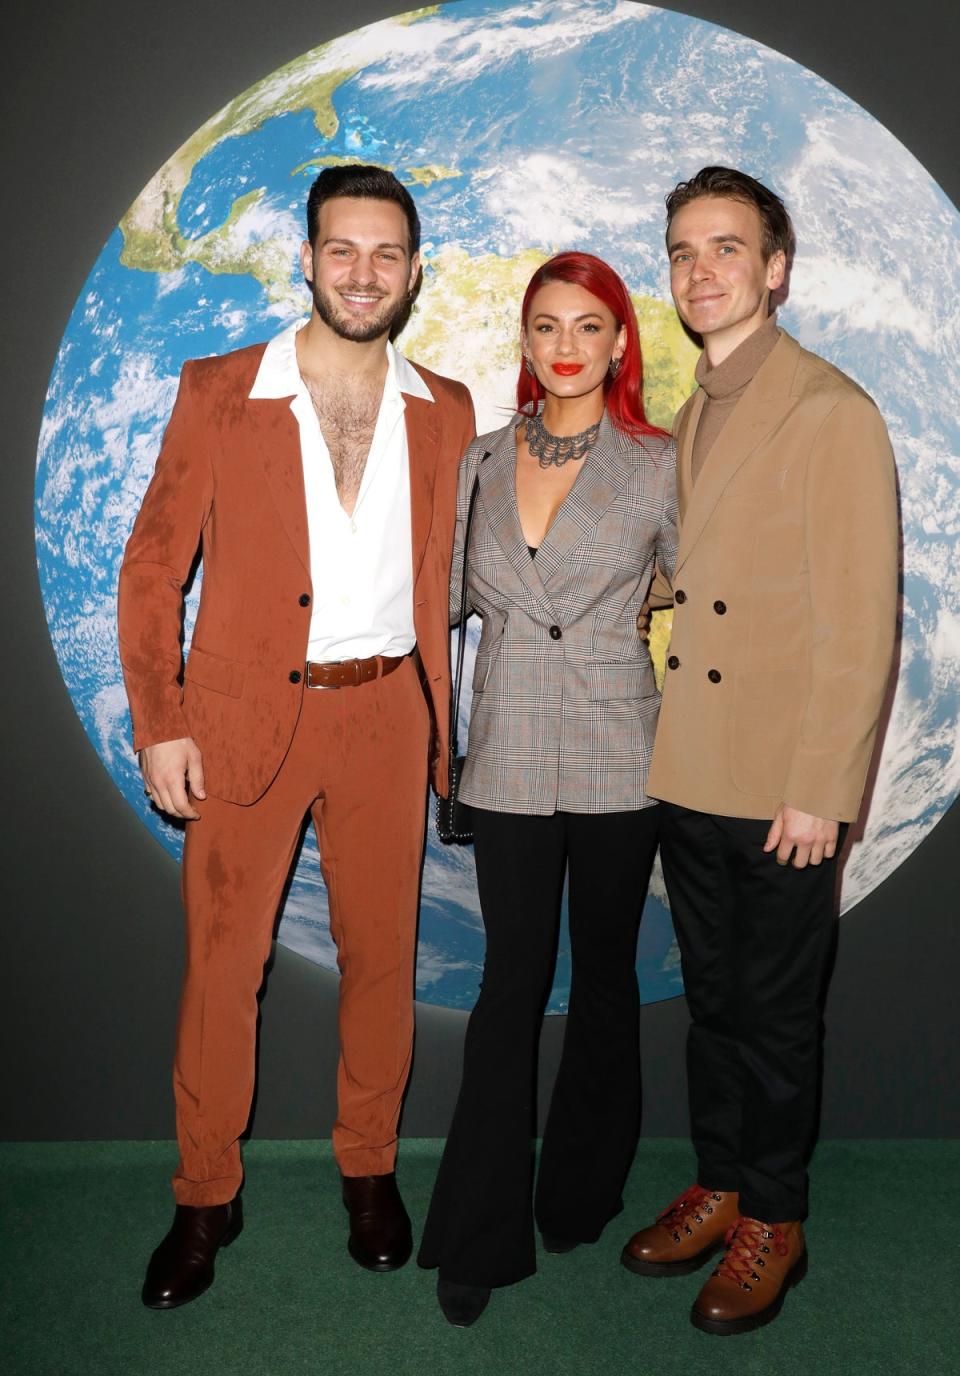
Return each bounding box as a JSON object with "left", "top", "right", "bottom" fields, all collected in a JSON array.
[{"left": 305, "top": 653, "right": 407, "bottom": 690}]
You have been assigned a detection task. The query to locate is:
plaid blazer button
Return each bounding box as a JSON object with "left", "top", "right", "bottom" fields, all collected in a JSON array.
[
  {"left": 667, "top": 655, "right": 680, "bottom": 670},
  {"left": 549, "top": 625, "right": 562, "bottom": 640}
]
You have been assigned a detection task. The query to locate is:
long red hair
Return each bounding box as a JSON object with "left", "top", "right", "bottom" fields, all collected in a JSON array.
[{"left": 517, "top": 252, "right": 667, "bottom": 440}]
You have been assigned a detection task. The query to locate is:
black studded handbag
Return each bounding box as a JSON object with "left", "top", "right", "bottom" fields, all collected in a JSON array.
[{"left": 435, "top": 474, "right": 480, "bottom": 845}]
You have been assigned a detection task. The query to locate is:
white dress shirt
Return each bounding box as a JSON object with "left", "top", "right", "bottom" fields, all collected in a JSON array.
[{"left": 248, "top": 318, "right": 435, "bottom": 662}]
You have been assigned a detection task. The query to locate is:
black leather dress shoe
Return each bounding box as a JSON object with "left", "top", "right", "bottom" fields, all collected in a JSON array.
[
  {"left": 141, "top": 1198, "right": 243, "bottom": 1309},
  {"left": 437, "top": 1279, "right": 491, "bottom": 1327},
  {"left": 341, "top": 1173, "right": 412, "bottom": 1272}
]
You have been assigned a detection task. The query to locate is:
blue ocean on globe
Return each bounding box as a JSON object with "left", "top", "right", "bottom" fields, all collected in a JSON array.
[{"left": 36, "top": 0, "right": 960, "bottom": 1011}]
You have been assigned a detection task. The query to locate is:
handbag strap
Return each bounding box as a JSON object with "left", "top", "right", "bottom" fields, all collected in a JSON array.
[{"left": 449, "top": 470, "right": 482, "bottom": 756}]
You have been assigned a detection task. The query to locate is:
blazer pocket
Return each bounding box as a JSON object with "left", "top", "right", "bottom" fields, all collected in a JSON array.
[
  {"left": 183, "top": 644, "right": 246, "bottom": 699},
  {"left": 721, "top": 470, "right": 789, "bottom": 505},
  {"left": 588, "top": 661, "right": 655, "bottom": 702}
]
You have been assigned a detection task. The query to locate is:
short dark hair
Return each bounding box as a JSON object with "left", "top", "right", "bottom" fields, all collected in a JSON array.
[
  {"left": 665, "top": 166, "right": 796, "bottom": 263},
  {"left": 306, "top": 164, "right": 421, "bottom": 255}
]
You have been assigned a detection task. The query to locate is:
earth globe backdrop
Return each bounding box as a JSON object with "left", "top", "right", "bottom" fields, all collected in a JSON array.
[{"left": 35, "top": 0, "right": 960, "bottom": 1012}]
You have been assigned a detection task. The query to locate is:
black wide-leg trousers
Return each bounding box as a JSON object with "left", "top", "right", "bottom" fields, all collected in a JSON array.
[
  {"left": 659, "top": 803, "right": 843, "bottom": 1223},
  {"left": 418, "top": 804, "right": 660, "bottom": 1288}
]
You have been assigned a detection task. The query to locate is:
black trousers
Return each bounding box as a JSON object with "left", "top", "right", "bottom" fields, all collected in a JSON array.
[
  {"left": 659, "top": 803, "right": 843, "bottom": 1223},
  {"left": 418, "top": 804, "right": 660, "bottom": 1288}
]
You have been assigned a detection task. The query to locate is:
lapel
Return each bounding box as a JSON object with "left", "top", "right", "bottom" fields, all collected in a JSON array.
[
  {"left": 404, "top": 391, "right": 441, "bottom": 583},
  {"left": 674, "top": 331, "right": 801, "bottom": 576},
  {"left": 675, "top": 389, "right": 704, "bottom": 522},
  {"left": 479, "top": 419, "right": 556, "bottom": 616},
  {"left": 247, "top": 392, "right": 311, "bottom": 576},
  {"left": 536, "top": 412, "right": 634, "bottom": 586}
]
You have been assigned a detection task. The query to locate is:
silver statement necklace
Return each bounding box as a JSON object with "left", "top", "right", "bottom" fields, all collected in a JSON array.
[{"left": 525, "top": 411, "right": 601, "bottom": 468}]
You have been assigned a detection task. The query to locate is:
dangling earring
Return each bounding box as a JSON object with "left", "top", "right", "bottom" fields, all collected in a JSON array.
[
  {"left": 523, "top": 355, "right": 535, "bottom": 376},
  {"left": 608, "top": 356, "right": 622, "bottom": 378}
]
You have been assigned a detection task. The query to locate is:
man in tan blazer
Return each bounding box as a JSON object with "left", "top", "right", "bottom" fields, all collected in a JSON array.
[
  {"left": 621, "top": 167, "right": 898, "bottom": 1336},
  {"left": 118, "top": 165, "right": 474, "bottom": 1308}
]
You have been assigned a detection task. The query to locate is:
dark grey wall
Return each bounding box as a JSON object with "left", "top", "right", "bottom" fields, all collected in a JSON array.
[{"left": 3, "top": 0, "right": 958, "bottom": 1142}]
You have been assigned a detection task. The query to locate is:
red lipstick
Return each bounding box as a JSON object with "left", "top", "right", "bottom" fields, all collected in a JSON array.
[{"left": 552, "top": 362, "right": 584, "bottom": 376}]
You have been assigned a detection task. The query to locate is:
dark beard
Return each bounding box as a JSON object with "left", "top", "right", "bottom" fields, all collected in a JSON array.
[{"left": 308, "top": 277, "right": 411, "bottom": 344}]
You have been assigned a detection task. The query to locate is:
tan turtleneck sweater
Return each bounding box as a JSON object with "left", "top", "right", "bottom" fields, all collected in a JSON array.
[{"left": 691, "top": 316, "right": 780, "bottom": 485}]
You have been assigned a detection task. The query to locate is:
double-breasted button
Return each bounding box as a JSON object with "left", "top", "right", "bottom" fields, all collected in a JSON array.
[
  {"left": 713, "top": 600, "right": 727, "bottom": 615},
  {"left": 549, "top": 625, "right": 562, "bottom": 640},
  {"left": 289, "top": 669, "right": 302, "bottom": 684},
  {"left": 299, "top": 593, "right": 311, "bottom": 607},
  {"left": 675, "top": 589, "right": 687, "bottom": 604},
  {"left": 707, "top": 668, "right": 722, "bottom": 683},
  {"left": 667, "top": 655, "right": 680, "bottom": 670}
]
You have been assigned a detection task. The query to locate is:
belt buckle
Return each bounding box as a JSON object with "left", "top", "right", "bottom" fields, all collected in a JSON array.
[
  {"left": 308, "top": 662, "right": 333, "bottom": 690},
  {"left": 351, "top": 658, "right": 364, "bottom": 687}
]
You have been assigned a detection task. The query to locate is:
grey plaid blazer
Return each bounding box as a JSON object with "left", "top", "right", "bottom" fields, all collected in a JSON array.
[{"left": 451, "top": 411, "right": 677, "bottom": 815}]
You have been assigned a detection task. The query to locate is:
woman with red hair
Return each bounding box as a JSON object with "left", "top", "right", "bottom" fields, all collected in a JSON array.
[{"left": 418, "top": 253, "right": 677, "bottom": 1326}]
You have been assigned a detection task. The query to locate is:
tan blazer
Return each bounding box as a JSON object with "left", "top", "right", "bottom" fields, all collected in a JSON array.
[
  {"left": 645, "top": 329, "right": 898, "bottom": 823},
  {"left": 453, "top": 413, "right": 677, "bottom": 814},
  {"left": 118, "top": 342, "right": 475, "bottom": 805}
]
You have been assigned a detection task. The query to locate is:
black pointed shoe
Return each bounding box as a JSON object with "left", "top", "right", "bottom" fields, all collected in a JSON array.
[
  {"left": 541, "top": 1234, "right": 580, "bottom": 1254},
  {"left": 141, "top": 1197, "right": 243, "bottom": 1309},
  {"left": 437, "top": 1279, "right": 491, "bottom": 1327},
  {"left": 341, "top": 1173, "right": 412, "bottom": 1272}
]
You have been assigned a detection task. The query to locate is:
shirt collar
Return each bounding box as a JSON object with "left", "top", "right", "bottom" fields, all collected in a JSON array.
[
  {"left": 248, "top": 317, "right": 435, "bottom": 404},
  {"left": 390, "top": 341, "right": 435, "bottom": 403}
]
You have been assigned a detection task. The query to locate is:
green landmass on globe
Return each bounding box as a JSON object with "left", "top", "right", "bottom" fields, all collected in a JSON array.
[
  {"left": 118, "top": 6, "right": 441, "bottom": 297},
  {"left": 290, "top": 154, "right": 461, "bottom": 186}
]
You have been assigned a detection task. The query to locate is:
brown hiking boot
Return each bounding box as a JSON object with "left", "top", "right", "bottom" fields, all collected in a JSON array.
[
  {"left": 691, "top": 1216, "right": 806, "bottom": 1335},
  {"left": 620, "top": 1185, "right": 739, "bottom": 1276}
]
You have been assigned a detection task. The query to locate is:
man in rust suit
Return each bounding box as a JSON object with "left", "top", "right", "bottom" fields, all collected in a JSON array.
[
  {"left": 119, "top": 165, "right": 474, "bottom": 1308},
  {"left": 621, "top": 168, "right": 898, "bottom": 1335}
]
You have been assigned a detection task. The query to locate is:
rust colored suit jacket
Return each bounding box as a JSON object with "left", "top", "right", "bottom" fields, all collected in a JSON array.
[
  {"left": 645, "top": 329, "right": 899, "bottom": 823},
  {"left": 118, "top": 342, "right": 475, "bottom": 805}
]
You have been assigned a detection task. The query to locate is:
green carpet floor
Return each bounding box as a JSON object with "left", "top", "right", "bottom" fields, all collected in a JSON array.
[{"left": 1, "top": 1139, "right": 955, "bottom": 1376}]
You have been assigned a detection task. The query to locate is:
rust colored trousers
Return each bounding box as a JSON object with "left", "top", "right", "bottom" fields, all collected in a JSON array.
[{"left": 172, "top": 656, "right": 430, "bottom": 1206}]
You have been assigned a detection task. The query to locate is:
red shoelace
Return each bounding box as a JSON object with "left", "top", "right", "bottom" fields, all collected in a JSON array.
[
  {"left": 715, "top": 1217, "right": 788, "bottom": 1288},
  {"left": 657, "top": 1184, "right": 713, "bottom": 1233}
]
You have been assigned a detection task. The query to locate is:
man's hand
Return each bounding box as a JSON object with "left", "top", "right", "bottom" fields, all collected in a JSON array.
[
  {"left": 763, "top": 805, "right": 839, "bottom": 868},
  {"left": 636, "top": 599, "right": 652, "bottom": 643},
  {"left": 141, "top": 738, "right": 206, "bottom": 820}
]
